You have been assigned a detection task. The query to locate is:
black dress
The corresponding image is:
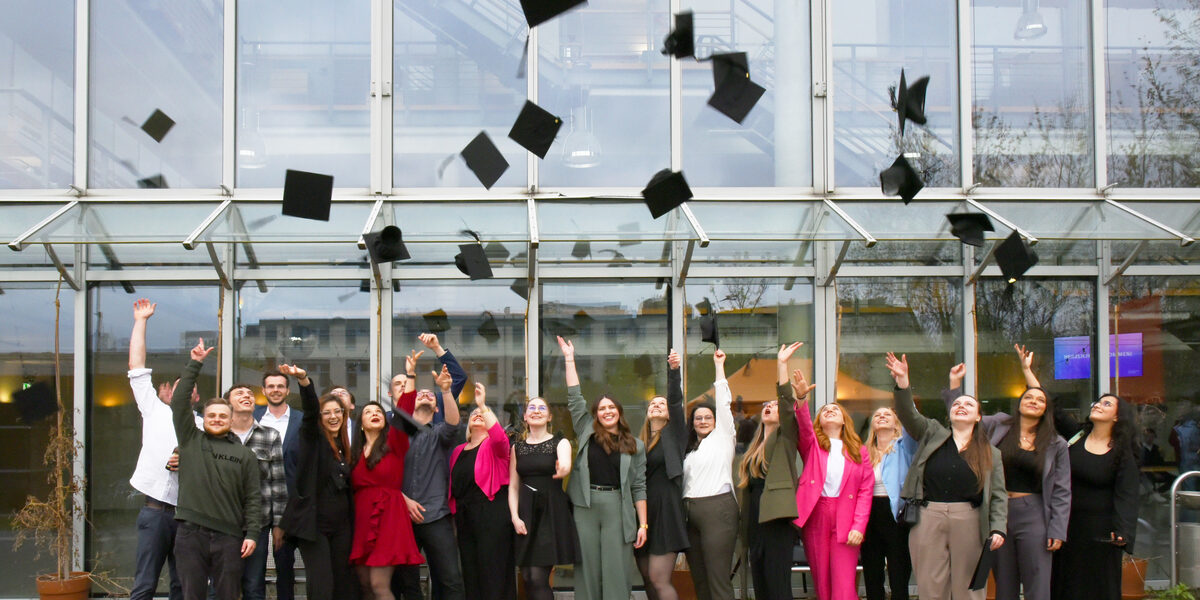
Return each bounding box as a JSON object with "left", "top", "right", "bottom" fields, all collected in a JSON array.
[
  {"left": 638, "top": 439, "right": 689, "bottom": 555},
  {"left": 452, "top": 446, "right": 517, "bottom": 600},
  {"left": 513, "top": 435, "right": 581, "bottom": 567}
]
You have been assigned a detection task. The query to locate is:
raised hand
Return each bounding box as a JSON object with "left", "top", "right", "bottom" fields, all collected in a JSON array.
[
  {"left": 278, "top": 364, "right": 307, "bottom": 380},
  {"left": 713, "top": 349, "right": 726, "bottom": 367},
  {"left": 667, "top": 349, "right": 681, "bottom": 370},
  {"left": 418, "top": 333, "right": 442, "bottom": 354},
  {"left": 1015, "top": 344, "right": 1035, "bottom": 370},
  {"left": 885, "top": 352, "right": 910, "bottom": 390},
  {"left": 949, "top": 363, "right": 966, "bottom": 389},
  {"left": 791, "top": 369, "right": 816, "bottom": 399},
  {"left": 777, "top": 341, "right": 803, "bottom": 362},
  {"left": 405, "top": 349, "right": 425, "bottom": 375},
  {"left": 133, "top": 298, "right": 156, "bottom": 321},
  {"left": 190, "top": 338, "right": 215, "bottom": 363},
  {"left": 556, "top": 336, "right": 574, "bottom": 360},
  {"left": 474, "top": 382, "right": 487, "bottom": 407},
  {"left": 434, "top": 365, "right": 452, "bottom": 391}
]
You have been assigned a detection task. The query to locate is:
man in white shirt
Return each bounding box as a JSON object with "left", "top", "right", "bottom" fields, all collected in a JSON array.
[
  {"left": 128, "top": 298, "right": 194, "bottom": 600},
  {"left": 253, "top": 371, "right": 302, "bottom": 600}
]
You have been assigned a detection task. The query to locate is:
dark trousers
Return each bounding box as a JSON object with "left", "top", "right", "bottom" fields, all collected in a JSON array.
[
  {"left": 994, "top": 494, "right": 1051, "bottom": 600},
  {"left": 685, "top": 492, "right": 739, "bottom": 600},
  {"left": 297, "top": 526, "right": 357, "bottom": 600},
  {"left": 175, "top": 522, "right": 245, "bottom": 600},
  {"left": 273, "top": 537, "right": 297, "bottom": 600},
  {"left": 389, "top": 515, "right": 468, "bottom": 600},
  {"left": 456, "top": 494, "right": 516, "bottom": 600},
  {"left": 392, "top": 565, "right": 423, "bottom": 600},
  {"left": 238, "top": 527, "right": 271, "bottom": 600},
  {"left": 862, "top": 496, "right": 911, "bottom": 600},
  {"left": 748, "top": 517, "right": 796, "bottom": 600},
  {"left": 131, "top": 502, "right": 183, "bottom": 600}
]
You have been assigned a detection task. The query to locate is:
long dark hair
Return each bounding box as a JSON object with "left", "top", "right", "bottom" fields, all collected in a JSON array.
[
  {"left": 686, "top": 401, "right": 717, "bottom": 453},
  {"left": 998, "top": 386, "right": 1057, "bottom": 475},
  {"left": 350, "top": 401, "right": 390, "bottom": 470},
  {"left": 951, "top": 394, "right": 994, "bottom": 493},
  {"left": 1082, "top": 394, "right": 1140, "bottom": 466},
  {"left": 319, "top": 395, "right": 349, "bottom": 461},
  {"left": 591, "top": 395, "right": 637, "bottom": 455}
]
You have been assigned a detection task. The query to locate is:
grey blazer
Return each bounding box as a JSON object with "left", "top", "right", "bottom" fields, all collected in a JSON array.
[
  {"left": 565, "top": 384, "right": 648, "bottom": 544},
  {"left": 944, "top": 387, "right": 1072, "bottom": 541},
  {"left": 895, "top": 387, "right": 1008, "bottom": 543}
]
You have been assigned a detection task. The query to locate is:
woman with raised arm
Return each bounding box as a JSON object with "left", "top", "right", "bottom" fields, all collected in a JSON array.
[
  {"left": 793, "top": 361, "right": 874, "bottom": 600},
  {"left": 737, "top": 342, "right": 805, "bottom": 599},
  {"left": 558, "top": 336, "right": 648, "bottom": 600},
  {"left": 886, "top": 352, "right": 1007, "bottom": 600},
  {"left": 860, "top": 404, "right": 917, "bottom": 600},
  {"left": 635, "top": 349, "right": 689, "bottom": 600},
  {"left": 276, "top": 364, "right": 357, "bottom": 600},
  {"left": 509, "top": 394, "right": 578, "bottom": 600},
  {"left": 940, "top": 346, "right": 1070, "bottom": 600},
  {"left": 450, "top": 382, "right": 516, "bottom": 600}
]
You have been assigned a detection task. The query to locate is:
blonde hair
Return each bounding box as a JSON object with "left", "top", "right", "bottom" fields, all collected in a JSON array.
[
  {"left": 737, "top": 422, "right": 769, "bottom": 488},
  {"left": 813, "top": 403, "right": 864, "bottom": 463},
  {"left": 865, "top": 407, "right": 904, "bottom": 467},
  {"left": 520, "top": 396, "right": 551, "bottom": 441},
  {"left": 639, "top": 395, "right": 668, "bottom": 452}
]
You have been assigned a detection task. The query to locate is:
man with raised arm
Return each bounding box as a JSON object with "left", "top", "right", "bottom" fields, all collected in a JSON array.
[
  {"left": 254, "top": 370, "right": 303, "bottom": 600},
  {"left": 171, "top": 339, "right": 262, "bottom": 600}
]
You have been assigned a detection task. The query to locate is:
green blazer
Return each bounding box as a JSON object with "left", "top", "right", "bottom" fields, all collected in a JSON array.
[
  {"left": 740, "top": 383, "right": 801, "bottom": 526},
  {"left": 565, "top": 385, "right": 648, "bottom": 544},
  {"left": 893, "top": 386, "right": 1008, "bottom": 543}
]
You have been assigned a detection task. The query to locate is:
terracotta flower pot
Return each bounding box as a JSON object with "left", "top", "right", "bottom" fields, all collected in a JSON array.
[
  {"left": 1121, "top": 557, "right": 1148, "bottom": 600},
  {"left": 35, "top": 572, "right": 90, "bottom": 600}
]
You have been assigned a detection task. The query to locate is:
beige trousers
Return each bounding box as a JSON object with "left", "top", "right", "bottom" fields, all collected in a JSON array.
[{"left": 908, "top": 501, "right": 984, "bottom": 600}]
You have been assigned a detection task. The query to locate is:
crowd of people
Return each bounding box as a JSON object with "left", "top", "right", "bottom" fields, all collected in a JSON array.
[{"left": 126, "top": 298, "right": 1143, "bottom": 600}]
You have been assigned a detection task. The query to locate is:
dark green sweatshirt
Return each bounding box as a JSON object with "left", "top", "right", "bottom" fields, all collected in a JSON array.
[{"left": 172, "top": 359, "right": 263, "bottom": 539}]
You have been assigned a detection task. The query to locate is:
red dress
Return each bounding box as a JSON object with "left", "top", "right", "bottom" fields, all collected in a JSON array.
[{"left": 349, "top": 426, "right": 423, "bottom": 566}]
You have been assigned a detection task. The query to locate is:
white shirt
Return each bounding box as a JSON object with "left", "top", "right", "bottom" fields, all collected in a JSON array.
[
  {"left": 822, "top": 439, "right": 846, "bottom": 497},
  {"left": 128, "top": 368, "right": 180, "bottom": 505},
  {"left": 873, "top": 461, "right": 888, "bottom": 497},
  {"left": 682, "top": 377, "right": 736, "bottom": 498},
  {"left": 258, "top": 405, "right": 292, "bottom": 444}
]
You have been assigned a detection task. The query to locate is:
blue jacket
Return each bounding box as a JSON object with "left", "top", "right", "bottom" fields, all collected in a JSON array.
[
  {"left": 254, "top": 404, "right": 304, "bottom": 496},
  {"left": 878, "top": 429, "right": 918, "bottom": 519}
]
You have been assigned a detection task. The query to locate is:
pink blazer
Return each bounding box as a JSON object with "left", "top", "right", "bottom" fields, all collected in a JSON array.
[
  {"left": 793, "top": 400, "right": 874, "bottom": 542},
  {"left": 449, "top": 422, "right": 511, "bottom": 514}
]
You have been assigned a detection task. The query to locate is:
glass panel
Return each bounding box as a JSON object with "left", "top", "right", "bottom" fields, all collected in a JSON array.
[
  {"left": 680, "top": 0, "right": 812, "bottom": 186},
  {"left": 537, "top": 200, "right": 694, "bottom": 242},
  {"left": 391, "top": 280, "right": 526, "bottom": 422},
  {"left": 983, "top": 201, "right": 1172, "bottom": 240},
  {"left": 89, "top": 0, "right": 223, "bottom": 189},
  {"left": 1122, "top": 201, "right": 1200, "bottom": 237},
  {"left": 692, "top": 240, "right": 813, "bottom": 266},
  {"left": 833, "top": 0, "right": 959, "bottom": 187},
  {"left": 237, "top": 1, "right": 370, "bottom": 187},
  {"left": 845, "top": 240, "right": 962, "bottom": 266},
  {"left": 85, "top": 243, "right": 216, "bottom": 269},
  {"left": 235, "top": 283, "right": 373, "bottom": 405},
  {"left": 682, "top": 279, "right": 815, "bottom": 448},
  {"left": 87, "top": 285, "right": 218, "bottom": 593},
  {"left": 201, "top": 202, "right": 374, "bottom": 243},
  {"left": 386, "top": 202, "right": 528, "bottom": 242},
  {"left": 28, "top": 202, "right": 221, "bottom": 245},
  {"left": 392, "top": 1, "right": 527, "bottom": 188},
  {"left": 836, "top": 200, "right": 1013, "bottom": 241},
  {"left": 972, "top": 0, "right": 1093, "bottom": 187},
  {"left": 837, "top": 278, "right": 962, "bottom": 420},
  {"left": 1116, "top": 240, "right": 1200, "bottom": 266},
  {"left": 536, "top": 0, "right": 669, "bottom": 187},
  {"left": 687, "top": 201, "right": 862, "bottom": 241},
  {"left": 0, "top": 2, "right": 73, "bottom": 189},
  {"left": 1107, "top": 1, "right": 1200, "bottom": 187},
  {"left": 0, "top": 286, "right": 74, "bottom": 596},
  {"left": 1109, "top": 276, "right": 1200, "bottom": 579},
  {"left": 976, "top": 278, "right": 1096, "bottom": 413}
]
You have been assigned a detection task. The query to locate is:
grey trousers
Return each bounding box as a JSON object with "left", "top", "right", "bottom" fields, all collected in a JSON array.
[
  {"left": 684, "top": 492, "right": 739, "bottom": 600},
  {"left": 994, "top": 494, "right": 1051, "bottom": 600},
  {"left": 574, "top": 489, "right": 633, "bottom": 600},
  {"left": 908, "top": 501, "right": 984, "bottom": 600}
]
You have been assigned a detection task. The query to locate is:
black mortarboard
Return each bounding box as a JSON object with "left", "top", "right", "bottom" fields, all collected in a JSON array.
[
  {"left": 969, "top": 545, "right": 997, "bottom": 590},
  {"left": 460, "top": 132, "right": 509, "bottom": 189},
  {"left": 661, "top": 11, "right": 694, "bottom": 58},
  {"left": 700, "top": 312, "right": 719, "bottom": 348},
  {"left": 137, "top": 174, "right": 168, "bottom": 189},
  {"left": 995, "top": 231, "right": 1039, "bottom": 283},
  {"left": 141, "top": 109, "right": 175, "bottom": 143},
  {"left": 478, "top": 312, "right": 501, "bottom": 342},
  {"left": 455, "top": 231, "right": 494, "bottom": 280},
  {"left": 891, "top": 69, "right": 930, "bottom": 138},
  {"left": 708, "top": 71, "right": 766, "bottom": 124},
  {"left": 508, "top": 101, "right": 562, "bottom": 160},
  {"left": 423, "top": 309, "right": 450, "bottom": 333},
  {"left": 510, "top": 278, "right": 530, "bottom": 300},
  {"left": 946, "top": 213, "right": 995, "bottom": 248},
  {"left": 484, "top": 241, "right": 511, "bottom": 261},
  {"left": 710, "top": 52, "right": 750, "bottom": 86},
  {"left": 571, "top": 240, "right": 591, "bottom": 258},
  {"left": 520, "top": 0, "right": 587, "bottom": 28},
  {"left": 879, "top": 155, "right": 924, "bottom": 204},
  {"left": 282, "top": 169, "right": 334, "bottom": 221},
  {"left": 641, "top": 169, "right": 694, "bottom": 219},
  {"left": 13, "top": 381, "right": 56, "bottom": 424},
  {"left": 390, "top": 407, "right": 422, "bottom": 435},
  {"left": 362, "top": 225, "right": 411, "bottom": 264}
]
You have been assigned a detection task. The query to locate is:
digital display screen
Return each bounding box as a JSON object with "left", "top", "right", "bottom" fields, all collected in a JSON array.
[{"left": 1053, "top": 333, "right": 1143, "bottom": 380}]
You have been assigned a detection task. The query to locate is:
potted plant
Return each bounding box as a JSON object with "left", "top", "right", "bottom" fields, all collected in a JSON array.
[{"left": 1123, "top": 554, "right": 1150, "bottom": 600}]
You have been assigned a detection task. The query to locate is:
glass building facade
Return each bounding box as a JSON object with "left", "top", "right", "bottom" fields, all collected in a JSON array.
[{"left": 2, "top": 0, "right": 1199, "bottom": 595}]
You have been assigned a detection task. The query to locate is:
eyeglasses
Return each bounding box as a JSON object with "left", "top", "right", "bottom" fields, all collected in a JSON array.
[
  {"left": 1092, "top": 399, "right": 1116, "bottom": 408},
  {"left": 527, "top": 405, "right": 548, "bottom": 413}
]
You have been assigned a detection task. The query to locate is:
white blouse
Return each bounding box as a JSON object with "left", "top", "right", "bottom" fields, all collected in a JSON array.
[
  {"left": 822, "top": 439, "right": 846, "bottom": 497},
  {"left": 682, "top": 377, "right": 736, "bottom": 498}
]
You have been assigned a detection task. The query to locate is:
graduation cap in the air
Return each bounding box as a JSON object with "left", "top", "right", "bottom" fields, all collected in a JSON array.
[
  {"left": 879, "top": 155, "right": 924, "bottom": 204},
  {"left": 282, "top": 169, "right": 335, "bottom": 221},
  {"left": 141, "top": 109, "right": 175, "bottom": 143},
  {"left": 520, "top": 0, "right": 587, "bottom": 28},
  {"left": 508, "top": 101, "right": 562, "bottom": 159},
  {"left": 478, "top": 312, "right": 501, "bottom": 343},
  {"left": 423, "top": 309, "right": 451, "bottom": 333},
  {"left": 890, "top": 69, "right": 930, "bottom": 138},
  {"left": 571, "top": 240, "right": 592, "bottom": 259},
  {"left": 641, "top": 169, "right": 694, "bottom": 219},
  {"left": 362, "top": 225, "right": 411, "bottom": 264},
  {"left": 455, "top": 230, "right": 494, "bottom": 280},
  {"left": 710, "top": 52, "right": 750, "bottom": 85},
  {"left": 699, "top": 311, "right": 719, "bottom": 348},
  {"left": 137, "top": 174, "right": 168, "bottom": 189},
  {"left": 661, "top": 11, "right": 694, "bottom": 59},
  {"left": 708, "top": 69, "right": 765, "bottom": 124},
  {"left": 460, "top": 132, "right": 509, "bottom": 190},
  {"left": 510, "top": 278, "right": 530, "bottom": 300},
  {"left": 946, "top": 213, "right": 995, "bottom": 248},
  {"left": 995, "top": 231, "right": 1039, "bottom": 283},
  {"left": 389, "top": 407, "right": 422, "bottom": 436},
  {"left": 13, "top": 381, "right": 56, "bottom": 424}
]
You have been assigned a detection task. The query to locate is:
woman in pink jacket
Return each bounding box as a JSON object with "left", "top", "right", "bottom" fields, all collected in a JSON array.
[
  {"left": 450, "top": 383, "right": 515, "bottom": 600},
  {"left": 794, "top": 385, "right": 875, "bottom": 600}
]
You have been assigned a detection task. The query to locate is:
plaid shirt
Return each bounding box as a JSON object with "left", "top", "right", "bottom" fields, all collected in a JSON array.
[{"left": 238, "top": 423, "right": 287, "bottom": 528}]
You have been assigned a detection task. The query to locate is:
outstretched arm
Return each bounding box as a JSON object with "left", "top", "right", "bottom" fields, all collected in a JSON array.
[
  {"left": 173, "top": 339, "right": 213, "bottom": 443},
  {"left": 559, "top": 336, "right": 580, "bottom": 388},
  {"left": 436, "top": 365, "right": 460, "bottom": 426},
  {"left": 712, "top": 350, "right": 735, "bottom": 437},
  {"left": 279, "top": 364, "right": 316, "bottom": 437},
  {"left": 129, "top": 298, "right": 155, "bottom": 370},
  {"left": 793, "top": 370, "right": 818, "bottom": 461},
  {"left": 1016, "top": 344, "right": 1042, "bottom": 388},
  {"left": 887, "top": 352, "right": 933, "bottom": 440},
  {"left": 666, "top": 349, "right": 686, "bottom": 448}
]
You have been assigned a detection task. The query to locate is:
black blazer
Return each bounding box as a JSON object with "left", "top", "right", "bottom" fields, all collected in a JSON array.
[
  {"left": 278, "top": 382, "right": 349, "bottom": 542},
  {"left": 659, "top": 367, "right": 687, "bottom": 482}
]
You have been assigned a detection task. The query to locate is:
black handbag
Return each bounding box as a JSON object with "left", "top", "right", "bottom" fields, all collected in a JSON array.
[{"left": 897, "top": 498, "right": 924, "bottom": 526}]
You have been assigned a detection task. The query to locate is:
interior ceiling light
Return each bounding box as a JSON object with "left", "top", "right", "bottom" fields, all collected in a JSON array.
[{"left": 1014, "top": 0, "right": 1048, "bottom": 40}]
